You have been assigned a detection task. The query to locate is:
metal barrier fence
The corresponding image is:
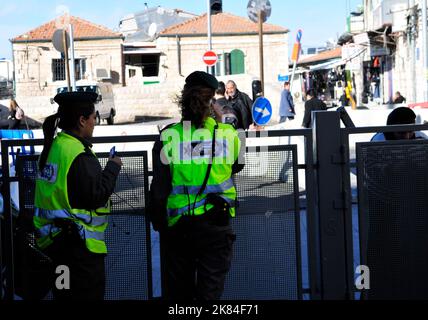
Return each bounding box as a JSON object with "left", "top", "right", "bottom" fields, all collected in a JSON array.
[
  {"left": 335, "top": 113, "right": 428, "bottom": 300},
  {"left": 4, "top": 113, "right": 428, "bottom": 300},
  {"left": 357, "top": 140, "right": 428, "bottom": 299},
  {"left": 0, "top": 130, "right": 317, "bottom": 300},
  {"left": 223, "top": 145, "right": 301, "bottom": 300},
  {"left": 0, "top": 136, "right": 157, "bottom": 300}
]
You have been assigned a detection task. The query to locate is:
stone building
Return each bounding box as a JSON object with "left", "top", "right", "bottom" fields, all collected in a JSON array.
[
  {"left": 11, "top": 15, "right": 123, "bottom": 121},
  {"left": 11, "top": 10, "right": 289, "bottom": 123},
  {"left": 117, "top": 11, "right": 289, "bottom": 122}
]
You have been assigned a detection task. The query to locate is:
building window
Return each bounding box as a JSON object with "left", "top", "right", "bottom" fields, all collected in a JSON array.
[
  {"left": 230, "top": 49, "right": 245, "bottom": 75},
  {"left": 52, "top": 58, "right": 86, "bottom": 82},
  {"left": 213, "top": 49, "right": 245, "bottom": 76},
  {"left": 125, "top": 54, "right": 160, "bottom": 77}
]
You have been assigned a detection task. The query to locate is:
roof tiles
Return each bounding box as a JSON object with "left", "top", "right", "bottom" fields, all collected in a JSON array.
[
  {"left": 12, "top": 15, "right": 122, "bottom": 42},
  {"left": 161, "top": 12, "right": 288, "bottom": 36}
]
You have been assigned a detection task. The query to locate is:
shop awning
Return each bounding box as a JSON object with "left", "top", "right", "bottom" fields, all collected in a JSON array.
[{"left": 309, "top": 58, "right": 346, "bottom": 71}]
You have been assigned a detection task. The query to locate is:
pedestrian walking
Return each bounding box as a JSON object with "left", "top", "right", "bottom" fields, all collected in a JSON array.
[{"left": 278, "top": 82, "right": 295, "bottom": 123}]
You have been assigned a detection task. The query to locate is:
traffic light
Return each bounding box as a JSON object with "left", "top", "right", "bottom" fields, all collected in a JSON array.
[
  {"left": 252, "top": 80, "right": 262, "bottom": 101},
  {"left": 210, "top": 0, "right": 222, "bottom": 15}
]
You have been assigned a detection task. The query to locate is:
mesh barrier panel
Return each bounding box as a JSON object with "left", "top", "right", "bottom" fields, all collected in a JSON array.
[
  {"left": 104, "top": 215, "right": 149, "bottom": 300},
  {"left": 357, "top": 141, "right": 428, "bottom": 299},
  {"left": 14, "top": 152, "right": 151, "bottom": 300},
  {"left": 222, "top": 146, "right": 300, "bottom": 300},
  {"left": 97, "top": 153, "right": 150, "bottom": 300}
]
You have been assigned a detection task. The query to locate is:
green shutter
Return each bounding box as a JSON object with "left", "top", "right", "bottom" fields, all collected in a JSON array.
[{"left": 230, "top": 49, "right": 245, "bottom": 75}]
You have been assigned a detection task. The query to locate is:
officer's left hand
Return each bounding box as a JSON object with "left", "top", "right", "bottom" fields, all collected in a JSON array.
[{"left": 109, "top": 155, "right": 123, "bottom": 167}]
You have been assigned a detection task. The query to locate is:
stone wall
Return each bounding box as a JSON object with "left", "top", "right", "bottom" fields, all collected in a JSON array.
[
  {"left": 13, "top": 33, "right": 288, "bottom": 123},
  {"left": 13, "top": 38, "right": 123, "bottom": 120}
]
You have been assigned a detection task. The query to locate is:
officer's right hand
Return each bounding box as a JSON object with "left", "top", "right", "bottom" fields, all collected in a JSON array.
[{"left": 109, "top": 155, "right": 123, "bottom": 167}]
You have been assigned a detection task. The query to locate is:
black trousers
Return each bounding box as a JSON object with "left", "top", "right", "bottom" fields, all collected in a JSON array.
[
  {"left": 162, "top": 215, "right": 235, "bottom": 301},
  {"left": 46, "top": 224, "right": 106, "bottom": 300}
]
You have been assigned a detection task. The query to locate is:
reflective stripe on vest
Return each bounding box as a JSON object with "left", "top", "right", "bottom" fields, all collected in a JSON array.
[
  {"left": 34, "top": 208, "right": 107, "bottom": 227},
  {"left": 167, "top": 197, "right": 236, "bottom": 218},
  {"left": 170, "top": 178, "right": 234, "bottom": 196},
  {"left": 37, "top": 224, "right": 61, "bottom": 238},
  {"left": 163, "top": 118, "right": 239, "bottom": 225},
  {"left": 35, "top": 218, "right": 107, "bottom": 252}
]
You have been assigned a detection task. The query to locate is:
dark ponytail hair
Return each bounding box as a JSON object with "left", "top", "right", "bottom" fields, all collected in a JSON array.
[
  {"left": 38, "top": 102, "right": 94, "bottom": 172},
  {"left": 179, "top": 85, "right": 215, "bottom": 129},
  {"left": 38, "top": 114, "right": 60, "bottom": 171}
]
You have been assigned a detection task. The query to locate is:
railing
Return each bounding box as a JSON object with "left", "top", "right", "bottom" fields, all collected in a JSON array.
[
  {"left": 1, "top": 129, "right": 316, "bottom": 300},
  {"left": 3, "top": 111, "right": 427, "bottom": 300}
]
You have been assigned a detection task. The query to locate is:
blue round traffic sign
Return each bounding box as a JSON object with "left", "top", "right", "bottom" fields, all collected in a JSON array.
[
  {"left": 252, "top": 97, "right": 272, "bottom": 126},
  {"left": 296, "top": 29, "right": 303, "bottom": 43}
]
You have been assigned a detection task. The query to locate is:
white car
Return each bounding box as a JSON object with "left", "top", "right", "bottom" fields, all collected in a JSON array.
[{"left": 51, "top": 81, "right": 116, "bottom": 125}]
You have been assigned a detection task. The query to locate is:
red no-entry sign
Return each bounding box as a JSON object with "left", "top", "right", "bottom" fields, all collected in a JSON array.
[{"left": 203, "top": 51, "right": 218, "bottom": 66}]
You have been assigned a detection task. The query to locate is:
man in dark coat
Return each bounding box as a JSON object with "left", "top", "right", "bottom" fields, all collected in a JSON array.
[
  {"left": 302, "top": 90, "right": 327, "bottom": 128},
  {"left": 225, "top": 80, "right": 253, "bottom": 130}
]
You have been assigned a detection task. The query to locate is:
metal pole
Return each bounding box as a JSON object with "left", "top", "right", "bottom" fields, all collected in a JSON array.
[
  {"left": 422, "top": 0, "right": 428, "bottom": 102},
  {"left": 121, "top": 44, "right": 126, "bottom": 87},
  {"left": 176, "top": 35, "right": 182, "bottom": 76},
  {"left": 207, "top": 0, "right": 214, "bottom": 75},
  {"left": 1, "top": 143, "right": 14, "bottom": 300},
  {"left": 290, "top": 60, "right": 298, "bottom": 92},
  {"left": 6, "top": 58, "right": 10, "bottom": 81},
  {"left": 314, "top": 111, "right": 351, "bottom": 299},
  {"left": 207, "top": 0, "right": 212, "bottom": 51},
  {"left": 11, "top": 41, "right": 16, "bottom": 97},
  {"left": 258, "top": 10, "right": 265, "bottom": 96},
  {"left": 62, "top": 29, "right": 71, "bottom": 92},
  {"left": 409, "top": 0, "right": 416, "bottom": 103},
  {"left": 69, "top": 24, "right": 76, "bottom": 91},
  {"left": 290, "top": 31, "right": 302, "bottom": 92}
]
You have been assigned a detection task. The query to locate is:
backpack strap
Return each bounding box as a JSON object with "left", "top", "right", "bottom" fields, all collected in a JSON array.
[{"left": 191, "top": 121, "right": 219, "bottom": 215}]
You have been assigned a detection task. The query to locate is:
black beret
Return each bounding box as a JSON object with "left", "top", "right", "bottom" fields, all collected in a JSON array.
[
  {"left": 54, "top": 91, "right": 98, "bottom": 105},
  {"left": 185, "top": 71, "right": 219, "bottom": 90},
  {"left": 387, "top": 107, "right": 416, "bottom": 125}
]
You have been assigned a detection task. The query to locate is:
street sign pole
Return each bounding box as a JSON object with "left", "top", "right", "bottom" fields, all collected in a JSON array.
[
  {"left": 290, "top": 30, "right": 302, "bottom": 92},
  {"left": 62, "top": 29, "right": 71, "bottom": 92},
  {"left": 247, "top": 0, "right": 271, "bottom": 97},
  {"left": 69, "top": 24, "right": 76, "bottom": 91},
  {"left": 207, "top": 0, "right": 214, "bottom": 75},
  {"left": 289, "top": 61, "right": 297, "bottom": 91},
  {"left": 258, "top": 10, "right": 265, "bottom": 96}
]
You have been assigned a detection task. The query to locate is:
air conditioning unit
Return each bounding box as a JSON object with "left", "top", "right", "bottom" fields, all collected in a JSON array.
[{"left": 96, "top": 68, "right": 111, "bottom": 80}]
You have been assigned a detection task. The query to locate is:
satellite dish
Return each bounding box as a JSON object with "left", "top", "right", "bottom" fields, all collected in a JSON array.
[
  {"left": 52, "top": 29, "right": 70, "bottom": 53},
  {"left": 247, "top": 0, "right": 272, "bottom": 23},
  {"left": 148, "top": 23, "right": 158, "bottom": 37}
]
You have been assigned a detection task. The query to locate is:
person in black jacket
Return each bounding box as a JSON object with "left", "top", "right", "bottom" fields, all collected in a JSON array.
[
  {"left": 392, "top": 91, "right": 406, "bottom": 104},
  {"left": 225, "top": 80, "right": 254, "bottom": 130},
  {"left": 149, "top": 71, "right": 245, "bottom": 300},
  {"left": 8, "top": 99, "right": 23, "bottom": 129},
  {"left": 302, "top": 90, "right": 327, "bottom": 128},
  {"left": 35, "top": 91, "right": 122, "bottom": 300}
]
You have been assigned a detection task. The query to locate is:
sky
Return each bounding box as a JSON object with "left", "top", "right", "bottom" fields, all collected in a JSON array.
[{"left": 0, "top": 0, "right": 362, "bottom": 60}]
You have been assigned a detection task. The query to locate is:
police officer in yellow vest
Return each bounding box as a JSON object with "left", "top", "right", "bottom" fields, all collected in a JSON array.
[
  {"left": 149, "top": 71, "right": 244, "bottom": 300},
  {"left": 34, "top": 91, "right": 122, "bottom": 300}
]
